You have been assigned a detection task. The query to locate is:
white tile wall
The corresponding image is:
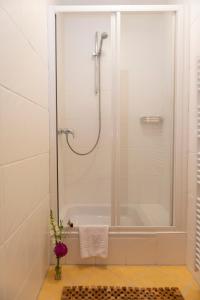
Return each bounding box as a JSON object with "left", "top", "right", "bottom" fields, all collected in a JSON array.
[
  {"left": 0, "top": 0, "right": 50, "bottom": 299},
  {"left": 0, "top": 245, "right": 6, "bottom": 300},
  {"left": 0, "top": 168, "right": 4, "bottom": 247},
  {"left": 3, "top": 154, "right": 49, "bottom": 238},
  {"left": 4, "top": 221, "right": 31, "bottom": 300},
  {"left": 0, "top": 87, "right": 49, "bottom": 164},
  {"left": 0, "top": 0, "right": 49, "bottom": 64},
  {"left": 0, "top": 8, "right": 48, "bottom": 108}
]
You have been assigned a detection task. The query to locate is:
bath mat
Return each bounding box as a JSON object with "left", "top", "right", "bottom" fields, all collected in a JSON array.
[{"left": 61, "top": 286, "right": 184, "bottom": 300}]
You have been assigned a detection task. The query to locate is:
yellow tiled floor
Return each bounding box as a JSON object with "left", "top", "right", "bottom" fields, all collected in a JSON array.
[{"left": 38, "top": 265, "right": 200, "bottom": 300}]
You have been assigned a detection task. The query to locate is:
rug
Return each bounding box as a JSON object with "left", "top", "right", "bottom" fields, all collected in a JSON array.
[{"left": 61, "top": 286, "right": 184, "bottom": 300}]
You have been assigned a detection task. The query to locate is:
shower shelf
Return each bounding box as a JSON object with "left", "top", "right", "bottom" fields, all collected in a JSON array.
[{"left": 140, "top": 116, "right": 163, "bottom": 124}]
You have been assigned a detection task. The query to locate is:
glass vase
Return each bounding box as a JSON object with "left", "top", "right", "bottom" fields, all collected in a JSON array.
[{"left": 55, "top": 258, "right": 62, "bottom": 280}]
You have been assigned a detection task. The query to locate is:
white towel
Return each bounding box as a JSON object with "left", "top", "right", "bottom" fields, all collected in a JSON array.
[{"left": 79, "top": 226, "right": 109, "bottom": 258}]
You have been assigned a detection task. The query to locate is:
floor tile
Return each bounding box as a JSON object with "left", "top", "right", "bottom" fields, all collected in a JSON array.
[{"left": 38, "top": 266, "right": 200, "bottom": 300}]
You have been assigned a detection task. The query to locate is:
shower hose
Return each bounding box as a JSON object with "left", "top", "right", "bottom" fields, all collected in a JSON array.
[{"left": 65, "top": 56, "right": 102, "bottom": 156}]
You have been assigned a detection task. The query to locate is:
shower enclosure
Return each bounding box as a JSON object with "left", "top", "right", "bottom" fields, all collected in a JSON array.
[{"left": 49, "top": 6, "right": 187, "bottom": 232}]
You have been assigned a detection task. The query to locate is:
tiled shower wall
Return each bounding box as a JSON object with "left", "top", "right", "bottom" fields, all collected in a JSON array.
[{"left": 0, "top": 0, "right": 50, "bottom": 299}]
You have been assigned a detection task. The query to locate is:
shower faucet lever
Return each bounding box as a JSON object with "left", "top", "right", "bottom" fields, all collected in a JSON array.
[
  {"left": 57, "top": 128, "right": 75, "bottom": 138},
  {"left": 92, "top": 51, "right": 98, "bottom": 57}
]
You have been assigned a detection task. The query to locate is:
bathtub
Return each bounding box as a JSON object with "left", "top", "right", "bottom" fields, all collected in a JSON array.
[
  {"left": 55, "top": 204, "right": 186, "bottom": 265},
  {"left": 60, "top": 203, "right": 171, "bottom": 227}
]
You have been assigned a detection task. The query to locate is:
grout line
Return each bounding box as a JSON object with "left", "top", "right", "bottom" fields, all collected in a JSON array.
[
  {"left": 0, "top": 82, "right": 49, "bottom": 111},
  {"left": 13, "top": 211, "right": 50, "bottom": 300},
  {"left": 0, "top": 151, "right": 49, "bottom": 168},
  {"left": 0, "top": 4, "right": 48, "bottom": 68},
  {"left": 15, "top": 256, "right": 48, "bottom": 300},
  {"left": 2, "top": 194, "right": 49, "bottom": 247}
]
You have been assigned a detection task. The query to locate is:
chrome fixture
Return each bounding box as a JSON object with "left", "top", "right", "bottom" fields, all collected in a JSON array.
[
  {"left": 93, "top": 32, "right": 108, "bottom": 57},
  {"left": 92, "top": 32, "right": 108, "bottom": 94},
  {"left": 59, "top": 31, "right": 108, "bottom": 156},
  {"left": 67, "top": 220, "right": 74, "bottom": 228},
  {"left": 57, "top": 128, "right": 74, "bottom": 138}
]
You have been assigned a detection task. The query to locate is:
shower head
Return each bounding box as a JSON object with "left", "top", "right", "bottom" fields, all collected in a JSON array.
[
  {"left": 101, "top": 32, "right": 108, "bottom": 39},
  {"left": 97, "top": 32, "right": 108, "bottom": 55}
]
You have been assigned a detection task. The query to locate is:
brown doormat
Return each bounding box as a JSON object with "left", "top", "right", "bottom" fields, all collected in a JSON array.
[{"left": 61, "top": 286, "right": 184, "bottom": 300}]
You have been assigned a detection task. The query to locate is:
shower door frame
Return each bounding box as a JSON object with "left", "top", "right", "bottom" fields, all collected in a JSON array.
[{"left": 48, "top": 5, "right": 188, "bottom": 233}]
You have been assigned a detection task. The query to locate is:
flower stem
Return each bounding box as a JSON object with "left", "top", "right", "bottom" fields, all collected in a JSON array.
[
  {"left": 50, "top": 209, "right": 58, "bottom": 244},
  {"left": 57, "top": 257, "right": 60, "bottom": 268}
]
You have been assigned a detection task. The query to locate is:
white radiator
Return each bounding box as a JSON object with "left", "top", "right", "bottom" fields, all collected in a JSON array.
[{"left": 195, "top": 59, "right": 200, "bottom": 271}]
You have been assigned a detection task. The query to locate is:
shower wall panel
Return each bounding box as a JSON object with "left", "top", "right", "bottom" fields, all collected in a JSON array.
[{"left": 119, "top": 12, "right": 175, "bottom": 226}]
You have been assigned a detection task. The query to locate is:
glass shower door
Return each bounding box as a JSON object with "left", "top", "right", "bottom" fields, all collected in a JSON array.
[
  {"left": 118, "top": 12, "right": 175, "bottom": 226},
  {"left": 56, "top": 10, "right": 176, "bottom": 228},
  {"left": 56, "top": 12, "right": 114, "bottom": 227}
]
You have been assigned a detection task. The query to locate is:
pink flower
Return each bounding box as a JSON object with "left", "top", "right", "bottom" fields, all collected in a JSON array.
[{"left": 54, "top": 242, "right": 68, "bottom": 258}]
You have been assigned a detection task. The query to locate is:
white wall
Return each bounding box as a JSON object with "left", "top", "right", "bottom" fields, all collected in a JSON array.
[
  {"left": 186, "top": 0, "right": 200, "bottom": 285},
  {"left": 0, "top": 0, "right": 50, "bottom": 299}
]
